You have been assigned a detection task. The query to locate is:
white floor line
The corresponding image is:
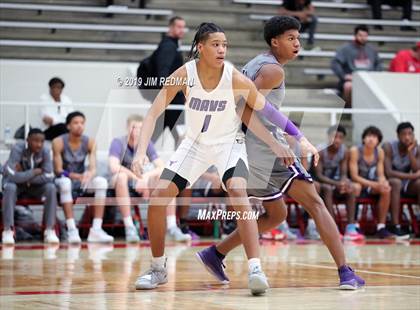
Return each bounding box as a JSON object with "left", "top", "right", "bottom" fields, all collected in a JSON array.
[{"left": 291, "top": 262, "right": 420, "bottom": 280}]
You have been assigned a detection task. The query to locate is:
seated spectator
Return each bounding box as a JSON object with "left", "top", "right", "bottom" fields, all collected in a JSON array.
[
  {"left": 108, "top": 114, "right": 164, "bottom": 242},
  {"left": 331, "top": 25, "right": 382, "bottom": 107},
  {"left": 314, "top": 125, "right": 364, "bottom": 241},
  {"left": 383, "top": 122, "right": 419, "bottom": 239},
  {"left": 367, "top": 0, "right": 416, "bottom": 31},
  {"left": 389, "top": 42, "right": 420, "bottom": 73},
  {"left": 41, "top": 77, "right": 74, "bottom": 141},
  {"left": 2, "top": 129, "right": 59, "bottom": 244},
  {"left": 52, "top": 111, "right": 113, "bottom": 243},
  {"left": 349, "top": 126, "right": 394, "bottom": 239},
  {"left": 279, "top": 0, "right": 318, "bottom": 50}
]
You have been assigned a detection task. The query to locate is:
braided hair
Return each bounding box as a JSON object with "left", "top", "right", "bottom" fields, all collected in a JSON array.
[{"left": 189, "top": 22, "right": 225, "bottom": 59}]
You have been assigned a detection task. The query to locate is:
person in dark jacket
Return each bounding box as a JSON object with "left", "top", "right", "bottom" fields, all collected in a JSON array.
[
  {"left": 150, "top": 16, "right": 186, "bottom": 146},
  {"left": 1, "top": 128, "right": 59, "bottom": 245}
]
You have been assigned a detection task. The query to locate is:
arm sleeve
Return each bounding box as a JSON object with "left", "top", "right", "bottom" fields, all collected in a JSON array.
[
  {"left": 154, "top": 41, "right": 177, "bottom": 79},
  {"left": 146, "top": 142, "right": 159, "bottom": 162},
  {"left": 109, "top": 138, "right": 123, "bottom": 160},
  {"left": 4, "top": 146, "right": 35, "bottom": 183},
  {"left": 259, "top": 102, "right": 304, "bottom": 140},
  {"left": 29, "top": 149, "right": 54, "bottom": 185}
]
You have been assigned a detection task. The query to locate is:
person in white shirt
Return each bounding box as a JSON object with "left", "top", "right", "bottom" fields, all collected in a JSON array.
[{"left": 40, "top": 77, "right": 74, "bottom": 140}]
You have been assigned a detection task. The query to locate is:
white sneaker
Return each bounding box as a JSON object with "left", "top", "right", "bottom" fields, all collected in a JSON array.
[
  {"left": 305, "top": 220, "right": 321, "bottom": 240},
  {"left": 125, "top": 225, "right": 140, "bottom": 243},
  {"left": 278, "top": 222, "right": 298, "bottom": 240},
  {"left": 44, "top": 229, "right": 59, "bottom": 244},
  {"left": 167, "top": 226, "right": 192, "bottom": 242},
  {"left": 2, "top": 230, "right": 15, "bottom": 245},
  {"left": 248, "top": 266, "right": 269, "bottom": 296},
  {"left": 87, "top": 228, "right": 114, "bottom": 243},
  {"left": 68, "top": 228, "right": 82, "bottom": 244},
  {"left": 135, "top": 260, "right": 168, "bottom": 290}
]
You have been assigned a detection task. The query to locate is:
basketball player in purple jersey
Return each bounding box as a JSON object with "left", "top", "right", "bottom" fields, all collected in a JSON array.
[
  {"left": 197, "top": 16, "right": 365, "bottom": 290},
  {"left": 132, "top": 22, "right": 317, "bottom": 295}
]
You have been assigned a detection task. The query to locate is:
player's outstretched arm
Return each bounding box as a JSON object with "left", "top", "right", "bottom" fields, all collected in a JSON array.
[{"left": 132, "top": 66, "right": 187, "bottom": 176}]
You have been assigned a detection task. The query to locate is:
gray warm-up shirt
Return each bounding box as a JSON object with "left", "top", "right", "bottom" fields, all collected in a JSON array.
[{"left": 2, "top": 141, "right": 54, "bottom": 186}]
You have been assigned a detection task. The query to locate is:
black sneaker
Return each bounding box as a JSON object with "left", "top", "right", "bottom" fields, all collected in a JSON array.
[
  {"left": 390, "top": 226, "right": 410, "bottom": 240},
  {"left": 376, "top": 227, "right": 395, "bottom": 239}
]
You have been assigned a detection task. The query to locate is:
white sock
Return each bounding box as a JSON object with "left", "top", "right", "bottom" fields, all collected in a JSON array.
[
  {"left": 377, "top": 223, "right": 385, "bottom": 230},
  {"left": 123, "top": 216, "right": 134, "bottom": 228},
  {"left": 66, "top": 218, "right": 76, "bottom": 230},
  {"left": 248, "top": 258, "right": 261, "bottom": 273},
  {"left": 92, "top": 218, "right": 103, "bottom": 230},
  {"left": 152, "top": 256, "right": 166, "bottom": 268},
  {"left": 166, "top": 215, "right": 177, "bottom": 231},
  {"left": 308, "top": 219, "right": 315, "bottom": 226}
]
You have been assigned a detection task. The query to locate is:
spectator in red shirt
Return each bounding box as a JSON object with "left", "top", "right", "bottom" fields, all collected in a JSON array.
[{"left": 389, "top": 42, "right": 420, "bottom": 73}]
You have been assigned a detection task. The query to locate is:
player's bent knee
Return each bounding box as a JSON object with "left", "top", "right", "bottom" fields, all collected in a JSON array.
[
  {"left": 56, "top": 177, "right": 73, "bottom": 204},
  {"left": 115, "top": 172, "right": 129, "bottom": 184},
  {"left": 3, "top": 182, "right": 17, "bottom": 193},
  {"left": 389, "top": 178, "right": 402, "bottom": 190},
  {"left": 92, "top": 176, "right": 108, "bottom": 199}
]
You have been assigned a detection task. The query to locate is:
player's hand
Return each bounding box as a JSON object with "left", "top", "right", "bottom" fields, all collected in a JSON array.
[
  {"left": 33, "top": 168, "right": 43, "bottom": 176},
  {"left": 135, "top": 177, "right": 150, "bottom": 199},
  {"left": 300, "top": 137, "right": 319, "bottom": 167},
  {"left": 81, "top": 171, "right": 93, "bottom": 186},
  {"left": 132, "top": 154, "right": 146, "bottom": 177},
  {"left": 272, "top": 142, "right": 296, "bottom": 167},
  {"left": 210, "top": 174, "right": 222, "bottom": 190},
  {"left": 407, "top": 140, "right": 417, "bottom": 152},
  {"left": 15, "top": 163, "right": 23, "bottom": 172},
  {"left": 69, "top": 172, "right": 83, "bottom": 181}
]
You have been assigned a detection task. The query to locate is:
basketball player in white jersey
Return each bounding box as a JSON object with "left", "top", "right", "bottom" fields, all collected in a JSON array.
[
  {"left": 197, "top": 16, "right": 365, "bottom": 290},
  {"left": 132, "top": 22, "right": 309, "bottom": 295}
]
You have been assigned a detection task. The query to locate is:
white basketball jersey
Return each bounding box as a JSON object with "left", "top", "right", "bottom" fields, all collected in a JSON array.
[{"left": 184, "top": 60, "right": 243, "bottom": 145}]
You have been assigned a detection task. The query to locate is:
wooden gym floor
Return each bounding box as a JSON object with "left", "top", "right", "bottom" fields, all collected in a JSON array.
[{"left": 1, "top": 240, "right": 419, "bottom": 310}]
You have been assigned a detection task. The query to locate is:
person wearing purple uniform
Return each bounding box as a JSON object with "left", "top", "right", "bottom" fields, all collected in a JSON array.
[
  {"left": 109, "top": 114, "right": 163, "bottom": 243},
  {"left": 197, "top": 16, "right": 365, "bottom": 290},
  {"left": 383, "top": 122, "right": 418, "bottom": 239},
  {"left": 314, "top": 125, "right": 365, "bottom": 241},
  {"left": 349, "top": 126, "right": 395, "bottom": 239}
]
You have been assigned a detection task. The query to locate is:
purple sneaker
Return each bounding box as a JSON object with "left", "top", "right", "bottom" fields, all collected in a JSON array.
[
  {"left": 196, "top": 245, "right": 229, "bottom": 284},
  {"left": 338, "top": 265, "right": 365, "bottom": 290}
]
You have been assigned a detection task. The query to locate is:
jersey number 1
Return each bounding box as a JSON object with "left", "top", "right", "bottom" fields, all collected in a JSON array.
[{"left": 201, "top": 114, "right": 212, "bottom": 133}]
